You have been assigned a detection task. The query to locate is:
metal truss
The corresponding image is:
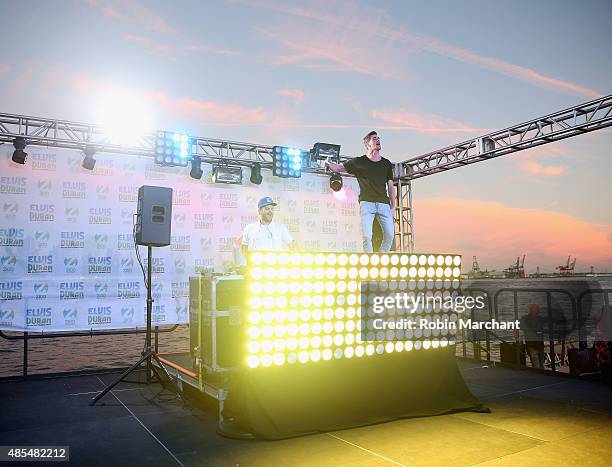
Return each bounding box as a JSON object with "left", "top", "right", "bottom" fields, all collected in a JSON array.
[
  {"left": 396, "top": 95, "right": 612, "bottom": 181},
  {"left": 394, "top": 171, "right": 414, "bottom": 253}
]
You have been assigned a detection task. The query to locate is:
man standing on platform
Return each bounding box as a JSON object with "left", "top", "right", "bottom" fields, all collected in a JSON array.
[
  {"left": 241, "top": 196, "right": 298, "bottom": 259},
  {"left": 325, "top": 130, "right": 396, "bottom": 252}
]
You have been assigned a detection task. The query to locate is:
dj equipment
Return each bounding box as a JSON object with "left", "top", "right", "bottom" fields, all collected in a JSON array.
[
  {"left": 189, "top": 274, "right": 245, "bottom": 372},
  {"left": 135, "top": 185, "right": 173, "bottom": 247}
]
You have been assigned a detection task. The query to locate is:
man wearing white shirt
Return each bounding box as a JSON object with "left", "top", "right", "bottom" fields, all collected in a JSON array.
[{"left": 241, "top": 196, "right": 298, "bottom": 259}]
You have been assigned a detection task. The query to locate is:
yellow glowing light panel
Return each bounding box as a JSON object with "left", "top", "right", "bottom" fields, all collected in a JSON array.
[{"left": 245, "top": 252, "right": 461, "bottom": 368}]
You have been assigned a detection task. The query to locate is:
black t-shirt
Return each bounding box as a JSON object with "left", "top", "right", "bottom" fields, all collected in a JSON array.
[{"left": 343, "top": 155, "right": 393, "bottom": 203}]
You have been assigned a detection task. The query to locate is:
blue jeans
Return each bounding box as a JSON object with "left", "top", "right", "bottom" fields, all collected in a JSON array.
[{"left": 359, "top": 201, "right": 394, "bottom": 252}]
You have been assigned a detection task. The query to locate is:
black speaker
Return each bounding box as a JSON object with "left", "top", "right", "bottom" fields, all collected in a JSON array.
[{"left": 135, "top": 185, "right": 173, "bottom": 247}]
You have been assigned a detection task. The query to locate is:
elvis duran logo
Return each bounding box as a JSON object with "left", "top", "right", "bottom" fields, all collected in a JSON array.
[
  {"left": 27, "top": 255, "right": 53, "bottom": 273},
  {"left": 304, "top": 240, "right": 321, "bottom": 251},
  {"left": 0, "top": 176, "right": 26, "bottom": 194},
  {"left": 1, "top": 255, "right": 17, "bottom": 273},
  {"left": 62, "top": 181, "right": 86, "bottom": 199},
  {"left": 342, "top": 240, "right": 359, "bottom": 251},
  {"left": 194, "top": 257, "right": 214, "bottom": 273},
  {"left": 30, "top": 203, "right": 55, "bottom": 222},
  {"left": 31, "top": 153, "right": 57, "bottom": 171},
  {"left": 63, "top": 256, "right": 79, "bottom": 274},
  {"left": 171, "top": 235, "right": 191, "bottom": 251},
  {"left": 117, "top": 233, "right": 134, "bottom": 250},
  {"left": 282, "top": 178, "right": 300, "bottom": 192},
  {"left": 152, "top": 304, "right": 166, "bottom": 323},
  {"left": 61, "top": 231, "right": 85, "bottom": 249},
  {"left": 218, "top": 237, "right": 234, "bottom": 252},
  {"left": 0, "top": 281, "right": 23, "bottom": 300},
  {"left": 3, "top": 203, "right": 18, "bottom": 220},
  {"left": 219, "top": 193, "right": 238, "bottom": 209},
  {"left": 88, "top": 306, "right": 111, "bottom": 325},
  {"left": 26, "top": 306, "right": 52, "bottom": 327},
  {"left": 37, "top": 179, "right": 52, "bottom": 197},
  {"left": 283, "top": 217, "right": 300, "bottom": 233},
  {"left": 59, "top": 281, "right": 85, "bottom": 300},
  {"left": 171, "top": 281, "right": 189, "bottom": 299},
  {"left": 322, "top": 220, "right": 338, "bottom": 234},
  {"left": 117, "top": 281, "right": 140, "bottom": 299},
  {"left": 143, "top": 258, "right": 165, "bottom": 274},
  {"left": 173, "top": 189, "right": 190, "bottom": 206},
  {"left": 89, "top": 207, "right": 112, "bottom": 224},
  {"left": 304, "top": 200, "right": 320, "bottom": 214},
  {"left": 194, "top": 213, "right": 214, "bottom": 230},
  {"left": 91, "top": 159, "right": 114, "bottom": 177},
  {"left": 240, "top": 215, "right": 258, "bottom": 229},
  {"left": 118, "top": 186, "right": 139, "bottom": 202},
  {"left": 0, "top": 228, "right": 24, "bottom": 247},
  {"left": 342, "top": 202, "right": 357, "bottom": 216},
  {"left": 88, "top": 256, "right": 112, "bottom": 274},
  {"left": 145, "top": 162, "right": 166, "bottom": 180}
]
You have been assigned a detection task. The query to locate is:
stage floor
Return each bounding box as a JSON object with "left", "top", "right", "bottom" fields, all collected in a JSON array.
[{"left": 1, "top": 360, "right": 611, "bottom": 466}]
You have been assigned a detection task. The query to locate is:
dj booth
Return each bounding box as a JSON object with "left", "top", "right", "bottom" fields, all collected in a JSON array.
[{"left": 158, "top": 252, "right": 485, "bottom": 440}]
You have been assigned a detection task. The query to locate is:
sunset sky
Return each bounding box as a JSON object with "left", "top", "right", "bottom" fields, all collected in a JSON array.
[{"left": 1, "top": 0, "right": 610, "bottom": 272}]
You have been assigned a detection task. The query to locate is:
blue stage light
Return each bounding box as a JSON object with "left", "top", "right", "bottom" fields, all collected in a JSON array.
[
  {"left": 272, "top": 145, "right": 306, "bottom": 178},
  {"left": 155, "top": 131, "right": 192, "bottom": 166}
]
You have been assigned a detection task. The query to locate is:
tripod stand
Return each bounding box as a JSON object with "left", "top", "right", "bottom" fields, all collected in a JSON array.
[{"left": 91, "top": 246, "right": 181, "bottom": 405}]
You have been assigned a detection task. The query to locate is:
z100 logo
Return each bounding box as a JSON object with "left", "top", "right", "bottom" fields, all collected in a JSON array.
[
  {"left": 121, "top": 210, "right": 133, "bottom": 226},
  {"left": 118, "top": 281, "right": 140, "bottom": 299},
  {"left": 88, "top": 256, "right": 112, "bottom": 274},
  {"left": 35, "top": 230, "right": 50, "bottom": 248},
  {"left": 37, "top": 180, "right": 52, "bottom": 196},
  {"left": 62, "top": 181, "right": 86, "bottom": 199},
  {"left": 175, "top": 304, "right": 188, "bottom": 321},
  {"left": 94, "top": 282, "right": 109, "bottom": 298},
  {"left": 26, "top": 307, "right": 52, "bottom": 327},
  {"left": 0, "top": 228, "right": 24, "bottom": 247},
  {"left": 174, "top": 258, "right": 186, "bottom": 275},
  {"left": 63, "top": 308, "right": 78, "bottom": 326},
  {"left": 88, "top": 306, "right": 111, "bottom": 325},
  {"left": 0, "top": 281, "right": 23, "bottom": 300},
  {"left": 61, "top": 231, "right": 85, "bottom": 248},
  {"left": 3, "top": 203, "right": 18, "bottom": 220},
  {"left": 95, "top": 234, "right": 109, "bottom": 249},
  {"left": 151, "top": 283, "right": 164, "bottom": 298},
  {"left": 89, "top": 208, "right": 112, "bottom": 224},
  {"left": 64, "top": 257, "right": 79, "bottom": 273},
  {"left": 0, "top": 308, "right": 16, "bottom": 325},
  {"left": 121, "top": 307, "right": 136, "bottom": 323},
  {"left": 29, "top": 203, "right": 55, "bottom": 222},
  {"left": 0, "top": 176, "right": 26, "bottom": 194},
  {"left": 120, "top": 257, "right": 134, "bottom": 273},
  {"left": 96, "top": 185, "right": 110, "bottom": 200},
  {"left": 27, "top": 255, "right": 53, "bottom": 273},
  {"left": 33, "top": 282, "right": 49, "bottom": 299},
  {"left": 60, "top": 281, "right": 85, "bottom": 300},
  {"left": 173, "top": 213, "right": 186, "bottom": 228},
  {"left": 65, "top": 207, "right": 79, "bottom": 223},
  {"left": 1, "top": 255, "right": 17, "bottom": 273}
]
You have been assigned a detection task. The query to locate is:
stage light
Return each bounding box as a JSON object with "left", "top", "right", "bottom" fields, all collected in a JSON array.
[
  {"left": 82, "top": 145, "right": 97, "bottom": 170},
  {"left": 154, "top": 131, "right": 191, "bottom": 167},
  {"left": 212, "top": 165, "right": 242, "bottom": 184},
  {"left": 250, "top": 163, "right": 263, "bottom": 185},
  {"left": 272, "top": 146, "right": 306, "bottom": 178},
  {"left": 330, "top": 172, "right": 343, "bottom": 192},
  {"left": 312, "top": 142, "right": 341, "bottom": 163},
  {"left": 11, "top": 137, "right": 27, "bottom": 164},
  {"left": 190, "top": 157, "right": 203, "bottom": 179}
]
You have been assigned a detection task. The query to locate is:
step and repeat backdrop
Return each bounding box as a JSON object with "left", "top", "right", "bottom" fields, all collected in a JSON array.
[{"left": 0, "top": 146, "right": 361, "bottom": 332}]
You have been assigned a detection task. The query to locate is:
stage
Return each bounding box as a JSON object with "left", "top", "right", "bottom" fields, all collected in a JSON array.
[{"left": 2, "top": 360, "right": 611, "bottom": 466}]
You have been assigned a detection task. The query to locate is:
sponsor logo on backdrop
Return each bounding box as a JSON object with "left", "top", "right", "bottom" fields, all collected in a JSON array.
[
  {"left": 63, "top": 307, "right": 78, "bottom": 327},
  {"left": 94, "top": 281, "right": 109, "bottom": 298},
  {"left": 327, "top": 241, "right": 338, "bottom": 251},
  {"left": 283, "top": 179, "right": 300, "bottom": 191},
  {"left": 35, "top": 230, "right": 50, "bottom": 248},
  {"left": 152, "top": 283, "right": 163, "bottom": 299},
  {"left": 241, "top": 215, "right": 258, "bottom": 229},
  {"left": 117, "top": 233, "right": 134, "bottom": 250},
  {"left": 89, "top": 207, "right": 112, "bottom": 224},
  {"left": 0, "top": 308, "right": 16, "bottom": 326},
  {"left": 342, "top": 202, "right": 357, "bottom": 216},
  {"left": 246, "top": 195, "right": 258, "bottom": 208},
  {"left": 121, "top": 307, "right": 136, "bottom": 324},
  {"left": 0, "top": 228, "right": 24, "bottom": 247},
  {"left": 219, "top": 193, "right": 238, "bottom": 209},
  {"left": 65, "top": 207, "right": 79, "bottom": 223},
  {"left": 118, "top": 186, "right": 139, "bottom": 202},
  {"left": 200, "top": 237, "right": 212, "bottom": 250},
  {"left": 152, "top": 304, "right": 166, "bottom": 323},
  {"left": 305, "top": 220, "right": 317, "bottom": 233},
  {"left": 88, "top": 306, "right": 111, "bottom": 325},
  {"left": 91, "top": 159, "right": 114, "bottom": 177},
  {"left": 319, "top": 180, "right": 329, "bottom": 194},
  {"left": 62, "top": 181, "right": 86, "bottom": 199},
  {"left": 29, "top": 203, "right": 55, "bottom": 222},
  {"left": 0, "top": 281, "right": 23, "bottom": 300},
  {"left": 37, "top": 179, "right": 52, "bottom": 197},
  {"left": 1, "top": 255, "right": 17, "bottom": 273},
  {"left": 342, "top": 240, "right": 359, "bottom": 251},
  {"left": 287, "top": 200, "right": 297, "bottom": 213},
  {"left": 305, "top": 180, "right": 316, "bottom": 192},
  {"left": 222, "top": 216, "right": 233, "bottom": 230},
  {"left": 173, "top": 189, "right": 190, "bottom": 206},
  {"left": 218, "top": 237, "right": 233, "bottom": 252},
  {"left": 3, "top": 203, "right": 19, "bottom": 220},
  {"left": 60, "top": 281, "right": 85, "bottom": 300},
  {"left": 343, "top": 223, "right": 354, "bottom": 233},
  {"left": 145, "top": 163, "right": 166, "bottom": 180},
  {"left": 171, "top": 281, "right": 189, "bottom": 299},
  {"left": 194, "top": 257, "right": 214, "bottom": 273},
  {"left": 174, "top": 258, "right": 186, "bottom": 275},
  {"left": 1, "top": 176, "right": 27, "bottom": 194},
  {"left": 326, "top": 201, "right": 337, "bottom": 212},
  {"left": 122, "top": 162, "right": 136, "bottom": 173},
  {"left": 61, "top": 231, "right": 85, "bottom": 248},
  {"left": 95, "top": 234, "right": 109, "bottom": 249},
  {"left": 26, "top": 306, "right": 52, "bottom": 327},
  {"left": 121, "top": 210, "right": 133, "bottom": 226},
  {"left": 194, "top": 213, "right": 214, "bottom": 230},
  {"left": 27, "top": 255, "right": 53, "bottom": 273},
  {"left": 118, "top": 281, "right": 140, "bottom": 299},
  {"left": 322, "top": 220, "right": 337, "bottom": 234},
  {"left": 171, "top": 235, "right": 191, "bottom": 251},
  {"left": 33, "top": 282, "right": 48, "bottom": 299},
  {"left": 304, "top": 240, "right": 321, "bottom": 251},
  {"left": 120, "top": 257, "right": 134, "bottom": 273},
  {"left": 284, "top": 217, "right": 300, "bottom": 233},
  {"left": 88, "top": 256, "right": 112, "bottom": 274},
  {"left": 31, "top": 153, "right": 57, "bottom": 171},
  {"left": 173, "top": 213, "right": 186, "bottom": 228},
  {"left": 304, "top": 200, "right": 320, "bottom": 214},
  {"left": 144, "top": 258, "right": 165, "bottom": 274},
  {"left": 63, "top": 257, "right": 79, "bottom": 274},
  {"left": 175, "top": 304, "right": 188, "bottom": 321},
  {"left": 200, "top": 192, "right": 213, "bottom": 207},
  {"left": 96, "top": 185, "right": 110, "bottom": 201}
]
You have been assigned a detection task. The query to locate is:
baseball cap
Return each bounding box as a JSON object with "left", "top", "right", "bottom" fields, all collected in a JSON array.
[{"left": 258, "top": 196, "right": 277, "bottom": 209}]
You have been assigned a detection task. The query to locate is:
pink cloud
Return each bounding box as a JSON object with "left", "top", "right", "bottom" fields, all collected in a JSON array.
[
  {"left": 520, "top": 160, "right": 566, "bottom": 177},
  {"left": 372, "top": 108, "right": 487, "bottom": 134},
  {"left": 84, "top": 0, "right": 177, "bottom": 35},
  {"left": 233, "top": 0, "right": 601, "bottom": 98},
  {"left": 413, "top": 197, "right": 612, "bottom": 272},
  {"left": 278, "top": 87, "right": 305, "bottom": 103},
  {"left": 0, "top": 64, "right": 10, "bottom": 76},
  {"left": 182, "top": 44, "right": 242, "bottom": 57}
]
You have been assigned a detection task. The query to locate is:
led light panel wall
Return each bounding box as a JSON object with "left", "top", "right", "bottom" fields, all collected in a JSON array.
[
  {"left": 244, "top": 252, "right": 462, "bottom": 369},
  {"left": 155, "top": 131, "right": 192, "bottom": 167},
  {"left": 272, "top": 146, "right": 306, "bottom": 178}
]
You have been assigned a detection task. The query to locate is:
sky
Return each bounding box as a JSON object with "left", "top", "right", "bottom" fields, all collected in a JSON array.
[{"left": 0, "top": 0, "right": 610, "bottom": 272}]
